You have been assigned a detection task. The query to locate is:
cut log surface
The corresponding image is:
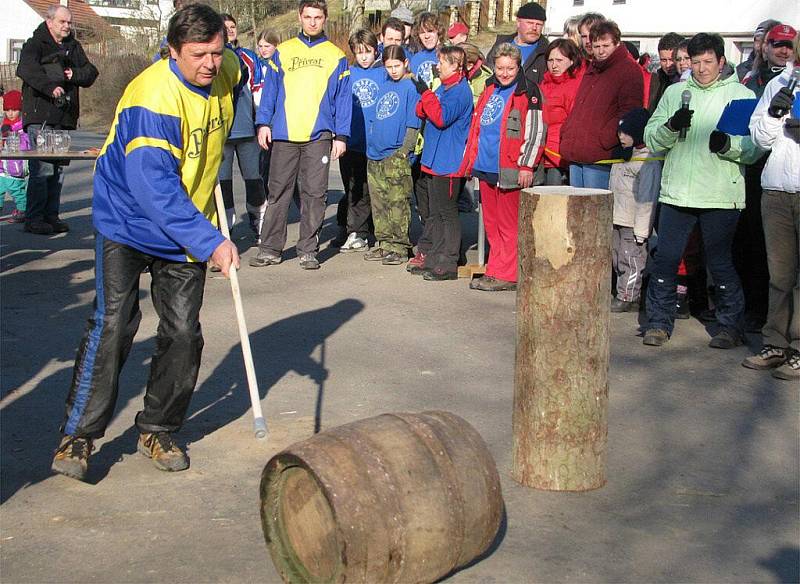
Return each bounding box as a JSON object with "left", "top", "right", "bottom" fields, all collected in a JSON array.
[
  {"left": 513, "top": 186, "right": 613, "bottom": 492},
  {"left": 260, "top": 411, "right": 503, "bottom": 584}
]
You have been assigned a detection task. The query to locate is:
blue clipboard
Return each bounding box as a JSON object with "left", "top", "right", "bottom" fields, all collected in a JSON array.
[{"left": 716, "top": 99, "right": 759, "bottom": 136}]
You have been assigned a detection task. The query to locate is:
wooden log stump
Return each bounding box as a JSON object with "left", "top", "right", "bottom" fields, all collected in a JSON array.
[{"left": 513, "top": 186, "right": 613, "bottom": 491}]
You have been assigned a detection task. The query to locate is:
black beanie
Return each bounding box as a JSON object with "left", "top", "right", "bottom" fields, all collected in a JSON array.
[
  {"left": 516, "top": 2, "right": 546, "bottom": 21},
  {"left": 618, "top": 107, "right": 650, "bottom": 147}
]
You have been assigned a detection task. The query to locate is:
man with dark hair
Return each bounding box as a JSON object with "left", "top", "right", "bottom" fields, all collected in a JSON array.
[
  {"left": 560, "top": 20, "right": 643, "bottom": 189},
  {"left": 252, "top": 0, "right": 352, "bottom": 270},
  {"left": 648, "top": 32, "right": 684, "bottom": 111},
  {"left": 50, "top": 3, "right": 241, "bottom": 481},
  {"left": 381, "top": 17, "right": 406, "bottom": 49},
  {"left": 16, "top": 4, "right": 98, "bottom": 235},
  {"left": 641, "top": 33, "right": 761, "bottom": 349},
  {"left": 486, "top": 2, "right": 549, "bottom": 86},
  {"left": 577, "top": 12, "right": 605, "bottom": 59}
]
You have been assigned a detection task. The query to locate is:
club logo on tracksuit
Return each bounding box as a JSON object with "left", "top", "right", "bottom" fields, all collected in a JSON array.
[
  {"left": 376, "top": 91, "right": 400, "bottom": 120},
  {"left": 417, "top": 61, "right": 436, "bottom": 84},
  {"left": 353, "top": 78, "right": 379, "bottom": 108},
  {"left": 481, "top": 94, "right": 505, "bottom": 126}
]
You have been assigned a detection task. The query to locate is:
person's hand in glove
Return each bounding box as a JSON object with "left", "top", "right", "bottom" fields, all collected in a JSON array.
[
  {"left": 412, "top": 75, "right": 429, "bottom": 95},
  {"left": 708, "top": 130, "right": 731, "bottom": 154},
  {"left": 785, "top": 118, "right": 800, "bottom": 143},
  {"left": 666, "top": 107, "right": 693, "bottom": 133},
  {"left": 768, "top": 87, "right": 795, "bottom": 118}
]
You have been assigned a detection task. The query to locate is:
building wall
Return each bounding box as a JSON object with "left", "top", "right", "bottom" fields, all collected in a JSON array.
[
  {"left": 545, "top": 0, "right": 799, "bottom": 65},
  {"left": 3, "top": 2, "right": 45, "bottom": 62}
]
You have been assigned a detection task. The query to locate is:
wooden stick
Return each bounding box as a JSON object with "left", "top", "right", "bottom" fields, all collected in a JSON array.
[{"left": 213, "top": 184, "right": 267, "bottom": 439}]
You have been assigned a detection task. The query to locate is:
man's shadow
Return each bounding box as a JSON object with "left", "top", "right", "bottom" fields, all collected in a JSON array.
[{"left": 91, "top": 298, "right": 365, "bottom": 478}]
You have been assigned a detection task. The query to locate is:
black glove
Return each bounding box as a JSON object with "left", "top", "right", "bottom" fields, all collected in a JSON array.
[
  {"left": 411, "top": 75, "right": 428, "bottom": 95},
  {"left": 768, "top": 87, "right": 795, "bottom": 118},
  {"left": 708, "top": 130, "right": 731, "bottom": 154},
  {"left": 667, "top": 107, "right": 693, "bottom": 132},
  {"left": 431, "top": 65, "right": 440, "bottom": 79},
  {"left": 785, "top": 118, "right": 800, "bottom": 144}
]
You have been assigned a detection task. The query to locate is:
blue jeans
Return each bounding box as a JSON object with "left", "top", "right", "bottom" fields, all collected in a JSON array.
[
  {"left": 646, "top": 204, "right": 744, "bottom": 336},
  {"left": 569, "top": 164, "right": 610, "bottom": 189}
]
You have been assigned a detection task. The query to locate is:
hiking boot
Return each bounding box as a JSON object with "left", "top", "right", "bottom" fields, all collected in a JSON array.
[
  {"left": 9, "top": 209, "right": 25, "bottom": 223},
  {"left": 610, "top": 297, "right": 638, "bottom": 312},
  {"left": 341, "top": 233, "right": 369, "bottom": 253},
  {"left": 381, "top": 251, "right": 405, "bottom": 265},
  {"left": 772, "top": 351, "right": 800, "bottom": 380},
  {"left": 45, "top": 216, "right": 69, "bottom": 233},
  {"left": 742, "top": 345, "right": 787, "bottom": 370},
  {"left": 51, "top": 435, "right": 94, "bottom": 481},
  {"left": 708, "top": 330, "right": 744, "bottom": 350},
  {"left": 643, "top": 329, "right": 669, "bottom": 346},
  {"left": 363, "top": 248, "right": 388, "bottom": 261},
  {"left": 299, "top": 253, "right": 320, "bottom": 270},
  {"left": 249, "top": 250, "right": 282, "bottom": 267},
  {"left": 423, "top": 268, "right": 458, "bottom": 281},
  {"left": 470, "top": 275, "right": 516, "bottom": 291},
  {"left": 24, "top": 220, "right": 54, "bottom": 235},
  {"left": 138, "top": 432, "right": 189, "bottom": 472},
  {"left": 407, "top": 265, "right": 429, "bottom": 276}
]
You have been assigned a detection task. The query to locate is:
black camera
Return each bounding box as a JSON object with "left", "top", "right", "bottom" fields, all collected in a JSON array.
[{"left": 55, "top": 94, "right": 71, "bottom": 109}]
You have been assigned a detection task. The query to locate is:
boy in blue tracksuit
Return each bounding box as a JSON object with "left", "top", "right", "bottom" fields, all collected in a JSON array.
[
  {"left": 252, "top": 0, "right": 352, "bottom": 270},
  {"left": 334, "top": 29, "right": 384, "bottom": 252},
  {"left": 410, "top": 45, "right": 473, "bottom": 281},
  {"left": 362, "top": 45, "right": 421, "bottom": 266}
]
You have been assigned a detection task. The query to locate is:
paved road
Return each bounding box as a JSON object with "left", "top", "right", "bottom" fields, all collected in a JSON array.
[{"left": 1, "top": 132, "right": 797, "bottom": 583}]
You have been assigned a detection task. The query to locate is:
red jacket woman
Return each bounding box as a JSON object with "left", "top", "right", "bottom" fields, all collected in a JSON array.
[
  {"left": 539, "top": 39, "right": 584, "bottom": 184},
  {"left": 459, "top": 43, "right": 545, "bottom": 291}
]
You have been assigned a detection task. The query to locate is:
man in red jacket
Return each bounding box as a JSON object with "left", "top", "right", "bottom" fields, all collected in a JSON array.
[{"left": 559, "top": 20, "right": 643, "bottom": 189}]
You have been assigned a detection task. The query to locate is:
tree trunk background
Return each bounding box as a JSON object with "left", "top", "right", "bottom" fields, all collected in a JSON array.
[
  {"left": 350, "top": 0, "right": 366, "bottom": 34},
  {"left": 513, "top": 186, "right": 612, "bottom": 491}
]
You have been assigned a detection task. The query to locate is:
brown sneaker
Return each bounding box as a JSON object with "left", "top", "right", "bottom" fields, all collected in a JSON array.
[
  {"left": 137, "top": 432, "right": 189, "bottom": 472},
  {"left": 742, "top": 345, "right": 787, "bottom": 370},
  {"left": 51, "top": 435, "right": 94, "bottom": 481}
]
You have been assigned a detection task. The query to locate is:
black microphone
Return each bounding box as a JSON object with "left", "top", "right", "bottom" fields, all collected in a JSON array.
[
  {"left": 788, "top": 66, "right": 800, "bottom": 93},
  {"left": 678, "top": 89, "right": 691, "bottom": 142}
]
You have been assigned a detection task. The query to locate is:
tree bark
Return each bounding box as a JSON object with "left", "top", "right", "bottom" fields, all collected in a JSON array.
[
  {"left": 350, "top": 0, "right": 366, "bottom": 34},
  {"left": 513, "top": 186, "right": 612, "bottom": 491}
]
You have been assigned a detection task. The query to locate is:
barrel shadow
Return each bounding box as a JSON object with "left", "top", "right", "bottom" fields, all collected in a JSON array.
[{"left": 179, "top": 298, "right": 365, "bottom": 445}]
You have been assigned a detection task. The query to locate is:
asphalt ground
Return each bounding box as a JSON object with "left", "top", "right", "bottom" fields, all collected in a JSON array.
[{"left": 1, "top": 132, "right": 798, "bottom": 583}]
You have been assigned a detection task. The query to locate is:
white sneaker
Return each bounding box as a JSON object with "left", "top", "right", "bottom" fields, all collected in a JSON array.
[{"left": 340, "top": 232, "right": 369, "bottom": 253}]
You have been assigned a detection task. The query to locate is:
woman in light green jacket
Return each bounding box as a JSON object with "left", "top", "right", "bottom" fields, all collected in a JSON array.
[{"left": 642, "top": 33, "right": 763, "bottom": 349}]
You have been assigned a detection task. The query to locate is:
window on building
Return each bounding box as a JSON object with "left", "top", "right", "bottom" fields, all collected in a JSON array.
[
  {"left": 8, "top": 39, "right": 24, "bottom": 62},
  {"left": 573, "top": 0, "right": 584, "bottom": 5},
  {"left": 612, "top": 0, "right": 627, "bottom": 4}
]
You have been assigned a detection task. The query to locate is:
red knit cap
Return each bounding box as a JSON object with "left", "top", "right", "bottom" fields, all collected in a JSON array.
[{"left": 2, "top": 90, "right": 22, "bottom": 111}]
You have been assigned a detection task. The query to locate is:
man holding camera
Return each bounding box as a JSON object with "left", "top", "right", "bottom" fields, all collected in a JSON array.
[{"left": 16, "top": 5, "right": 98, "bottom": 235}]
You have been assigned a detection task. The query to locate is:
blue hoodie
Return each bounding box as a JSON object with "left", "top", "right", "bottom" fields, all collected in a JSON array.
[
  {"left": 367, "top": 74, "right": 421, "bottom": 160},
  {"left": 349, "top": 63, "right": 385, "bottom": 153}
]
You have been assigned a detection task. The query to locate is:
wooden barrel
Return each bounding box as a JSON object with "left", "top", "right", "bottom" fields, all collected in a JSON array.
[{"left": 259, "top": 411, "right": 503, "bottom": 584}]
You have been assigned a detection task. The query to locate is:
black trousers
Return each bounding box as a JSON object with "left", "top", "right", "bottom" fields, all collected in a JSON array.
[
  {"left": 62, "top": 235, "right": 206, "bottom": 438},
  {"left": 336, "top": 150, "right": 372, "bottom": 238},
  {"left": 419, "top": 172, "right": 464, "bottom": 273}
]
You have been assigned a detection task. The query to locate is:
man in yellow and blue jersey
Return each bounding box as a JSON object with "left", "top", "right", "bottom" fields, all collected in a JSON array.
[
  {"left": 51, "top": 4, "right": 241, "bottom": 482},
  {"left": 251, "top": 0, "right": 352, "bottom": 270}
]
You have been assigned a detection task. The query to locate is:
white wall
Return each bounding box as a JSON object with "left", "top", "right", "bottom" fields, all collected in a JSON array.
[
  {"left": 545, "top": 0, "right": 800, "bottom": 64},
  {"left": 2, "top": 2, "right": 45, "bottom": 62}
]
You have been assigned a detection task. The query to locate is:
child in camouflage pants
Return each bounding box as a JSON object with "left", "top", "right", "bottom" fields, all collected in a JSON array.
[{"left": 363, "top": 45, "right": 421, "bottom": 266}]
